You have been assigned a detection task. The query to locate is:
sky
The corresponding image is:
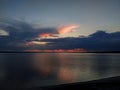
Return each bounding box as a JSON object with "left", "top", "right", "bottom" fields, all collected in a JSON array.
[
  {"left": 0, "top": 0, "right": 120, "bottom": 52},
  {"left": 0, "top": 0, "right": 120, "bottom": 35}
]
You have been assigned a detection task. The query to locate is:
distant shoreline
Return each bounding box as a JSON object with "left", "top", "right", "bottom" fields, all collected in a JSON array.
[{"left": 0, "top": 51, "right": 120, "bottom": 53}]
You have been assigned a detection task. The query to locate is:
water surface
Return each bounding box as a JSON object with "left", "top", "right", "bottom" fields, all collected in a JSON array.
[{"left": 0, "top": 53, "right": 120, "bottom": 88}]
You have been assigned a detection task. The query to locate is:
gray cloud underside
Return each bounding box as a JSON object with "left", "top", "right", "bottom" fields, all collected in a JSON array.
[{"left": 39, "top": 31, "right": 120, "bottom": 51}]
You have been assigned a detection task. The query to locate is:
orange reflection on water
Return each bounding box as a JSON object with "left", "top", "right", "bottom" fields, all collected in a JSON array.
[
  {"left": 58, "top": 66, "right": 77, "bottom": 82},
  {"left": 56, "top": 54, "right": 79, "bottom": 82},
  {"left": 32, "top": 54, "right": 52, "bottom": 75},
  {"left": 32, "top": 53, "right": 85, "bottom": 83}
]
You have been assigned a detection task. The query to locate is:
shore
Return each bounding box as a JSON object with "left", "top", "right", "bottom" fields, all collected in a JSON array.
[
  {"left": 39, "top": 76, "right": 120, "bottom": 90},
  {"left": 1, "top": 76, "right": 120, "bottom": 90}
]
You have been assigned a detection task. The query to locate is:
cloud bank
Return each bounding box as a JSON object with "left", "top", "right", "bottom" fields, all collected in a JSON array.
[{"left": 0, "top": 18, "right": 120, "bottom": 52}]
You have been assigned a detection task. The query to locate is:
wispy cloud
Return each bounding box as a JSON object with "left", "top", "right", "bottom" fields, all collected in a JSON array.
[
  {"left": 37, "top": 24, "right": 79, "bottom": 38},
  {"left": 57, "top": 25, "right": 79, "bottom": 34}
]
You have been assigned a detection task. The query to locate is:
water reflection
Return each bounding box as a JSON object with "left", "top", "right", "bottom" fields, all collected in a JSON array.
[
  {"left": 0, "top": 53, "right": 120, "bottom": 88},
  {"left": 33, "top": 54, "right": 52, "bottom": 75},
  {"left": 92, "top": 54, "right": 120, "bottom": 77},
  {"left": 56, "top": 54, "right": 80, "bottom": 82}
]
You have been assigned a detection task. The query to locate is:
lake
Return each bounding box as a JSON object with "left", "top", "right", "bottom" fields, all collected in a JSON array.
[{"left": 0, "top": 53, "right": 120, "bottom": 88}]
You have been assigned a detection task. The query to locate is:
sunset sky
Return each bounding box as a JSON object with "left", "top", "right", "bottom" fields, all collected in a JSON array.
[{"left": 0, "top": 0, "right": 120, "bottom": 52}]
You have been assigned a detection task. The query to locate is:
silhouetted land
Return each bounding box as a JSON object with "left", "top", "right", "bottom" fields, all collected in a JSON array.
[
  {"left": 33, "top": 76, "right": 120, "bottom": 90},
  {"left": 1, "top": 76, "right": 120, "bottom": 90}
]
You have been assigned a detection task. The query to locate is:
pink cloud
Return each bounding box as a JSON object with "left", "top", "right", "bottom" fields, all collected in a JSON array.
[
  {"left": 37, "top": 24, "right": 80, "bottom": 38},
  {"left": 57, "top": 25, "right": 80, "bottom": 34}
]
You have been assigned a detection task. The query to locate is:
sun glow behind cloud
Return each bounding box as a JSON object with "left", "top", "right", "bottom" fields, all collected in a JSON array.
[
  {"left": 37, "top": 24, "right": 80, "bottom": 38},
  {"left": 24, "top": 48, "right": 87, "bottom": 53},
  {"left": 27, "top": 24, "right": 80, "bottom": 47}
]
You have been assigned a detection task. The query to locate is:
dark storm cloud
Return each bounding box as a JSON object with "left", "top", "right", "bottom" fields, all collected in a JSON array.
[
  {"left": 0, "top": 17, "right": 57, "bottom": 38},
  {"left": 40, "top": 31, "right": 120, "bottom": 51},
  {"left": 0, "top": 17, "right": 56, "bottom": 51}
]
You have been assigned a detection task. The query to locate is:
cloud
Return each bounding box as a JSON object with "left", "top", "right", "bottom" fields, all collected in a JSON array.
[
  {"left": 0, "top": 29, "right": 9, "bottom": 36},
  {"left": 0, "top": 17, "right": 120, "bottom": 52},
  {"left": 57, "top": 25, "right": 79, "bottom": 34},
  {"left": 0, "top": 17, "right": 37, "bottom": 40},
  {"left": 38, "top": 33, "right": 52, "bottom": 38},
  {"left": 0, "top": 17, "right": 37, "bottom": 51},
  {"left": 39, "top": 31, "right": 120, "bottom": 51},
  {"left": 37, "top": 25, "right": 79, "bottom": 38}
]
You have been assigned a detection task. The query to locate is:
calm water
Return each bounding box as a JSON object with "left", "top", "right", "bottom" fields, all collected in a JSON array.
[{"left": 0, "top": 53, "right": 120, "bottom": 88}]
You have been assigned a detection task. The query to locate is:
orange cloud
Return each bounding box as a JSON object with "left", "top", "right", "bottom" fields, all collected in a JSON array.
[
  {"left": 38, "top": 33, "right": 51, "bottom": 37},
  {"left": 24, "top": 48, "right": 87, "bottom": 53},
  {"left": 37, "top": 24, "right": 80, "bottom": 38},
  {"left": 57, "top": 25, "right": 80, "bottom": 34}
]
